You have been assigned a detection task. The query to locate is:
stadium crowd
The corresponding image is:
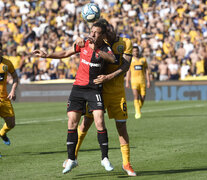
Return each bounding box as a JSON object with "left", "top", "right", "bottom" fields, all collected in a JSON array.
[{"left": 1, "top": 0, "right": 207, "bottom": 84}]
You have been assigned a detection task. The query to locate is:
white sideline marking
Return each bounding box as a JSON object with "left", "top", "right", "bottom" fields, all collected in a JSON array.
[
  {"left": 16, "top": 104, "right": 205, "bottom": 125},
  {"left": 17, "top": 118, "right": 67, "bottom": 125},
  {"left": 139, "top": 104, "right": 205, "bottom": 113}
]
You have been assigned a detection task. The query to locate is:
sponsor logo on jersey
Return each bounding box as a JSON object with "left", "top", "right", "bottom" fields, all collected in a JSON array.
[
  {"left": 2, "top": 65, "right": 8, "bottom": 72},
  {"left": 81, "top": 59, "right": 101, "bottom": 67},
  {"left": 117, "top": 45, "right": 124, "bottom": 53},
  {"left": 83, "top": 50, "right": 88, "bottom": 55},
  {"left": 134, "top": 65, "right": 143, "bottom": 70}
]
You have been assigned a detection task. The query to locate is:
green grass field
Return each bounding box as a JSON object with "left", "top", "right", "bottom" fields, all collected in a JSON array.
[{"left": 1, "top": 100, "right": 207, "bottom": 180}]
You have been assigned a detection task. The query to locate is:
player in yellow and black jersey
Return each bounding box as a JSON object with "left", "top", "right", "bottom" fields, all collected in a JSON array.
[
  {"left": 73, "top": 20, "right": 137, "bottom": 176},
  {"left": 126, "top": 46, "right": 150, "bottom": 119},
  {"left": 0, "top": 42, "right": 18, "bottom": 149}
]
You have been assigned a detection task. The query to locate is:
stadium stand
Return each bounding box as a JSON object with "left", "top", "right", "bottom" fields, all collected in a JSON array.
[{"left": 1, "top": 0, "right": 207, "bottom": 83}]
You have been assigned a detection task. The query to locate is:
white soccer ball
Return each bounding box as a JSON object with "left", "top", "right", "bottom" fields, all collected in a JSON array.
[{"left": 81, "top": 3, "right": 100, "bottom": 22}]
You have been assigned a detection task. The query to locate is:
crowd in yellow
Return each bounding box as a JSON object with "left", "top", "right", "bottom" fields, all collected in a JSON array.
[{"left": 0, "top": 0, "right": 207, "bottom": 83}]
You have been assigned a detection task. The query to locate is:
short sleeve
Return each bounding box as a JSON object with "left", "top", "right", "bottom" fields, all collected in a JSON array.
[{"left": 123, "top": 38, "right": 133, "bottom": 56}]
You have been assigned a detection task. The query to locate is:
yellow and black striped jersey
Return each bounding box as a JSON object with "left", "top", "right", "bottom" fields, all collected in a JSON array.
[
  {"left": 0, "top": 57, "right": 15, "bottom": 99},
  {"left": 103, "top": 37, "right": 132, "bottom": 94}
]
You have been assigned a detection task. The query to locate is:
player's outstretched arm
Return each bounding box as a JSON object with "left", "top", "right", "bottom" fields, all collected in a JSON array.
[{"left": 32, "top": 47, "right": 76, "bottom": 59}]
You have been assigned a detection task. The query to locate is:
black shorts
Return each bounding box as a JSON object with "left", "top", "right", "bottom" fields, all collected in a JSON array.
[{"left": 67, "top": 86, "right": 104, "bottom": 114}]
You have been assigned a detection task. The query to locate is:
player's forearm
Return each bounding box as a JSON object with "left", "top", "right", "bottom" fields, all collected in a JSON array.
[
  {"left": 146, "top": 69, "right": 150, "bottom": 81},
  {"left": 107, "top": 57, "right": 131, "bottom": 80},
  {"left": 11, "top": 76, "right": 18, "bottom": 94},
  {"left": 97, "top": 50, "right": 116, "bottom": 63},
  {"left": 45, "top": 50, "right": 75, "bottom": 59}
]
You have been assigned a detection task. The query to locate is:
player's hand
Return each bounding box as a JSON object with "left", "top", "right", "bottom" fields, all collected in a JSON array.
[
  {"left": 75, "top": 37, "right": 85, "bottom": 47},
  {"left": 88, "top": 36, "right": 95, "bottom": 44},
  {"left": 32, "top": 49, "right": 47, "bottom": 58},
  {"left": 88, "top": 36, "right": 97, "bottom": 51},
  {"left": 125, "top": 82, "right": 130, "bottom": 88},
  {"left": 7, "top": 92, "right": 16, "bottom": 101},
  {"left": 94, "top": 75, "right": 110, "bottom": 84}
]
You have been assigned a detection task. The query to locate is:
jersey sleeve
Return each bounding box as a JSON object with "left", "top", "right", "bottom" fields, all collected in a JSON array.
[
  {"left": 5, "top": 59, "right": 15, "bottom": 74},
  {"left": 123, "top": 38, "right": 133, "bottom": 56},
  {"left": 7, "top": 59, "right": 15, "bottom": 74}
]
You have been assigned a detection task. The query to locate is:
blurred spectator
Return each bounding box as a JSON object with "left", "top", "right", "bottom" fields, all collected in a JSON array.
[
  {"left": 149, "top": 57, "right": 159, "bottom": 80},
  {"left": 56, "top": 59, "right": 67, "bottom": 79},
  {"left": 48, "top": 63, "right": 57, "bottom": 80},
  {"left": 175, "top": 42, "right": 186, "bottom": 62},
  {"left": 20, "top": 74, "right": 31, "bottom": 84},
  {"left": 158, "top": 60, "right": 169, "bottom": 81},
  {"left": 196, "top": 56, "right": 205, "bottom": 76},
  {"left": 180, "top": 59, "right": 191, "bottom": 80},
  {"left": 168, "top": 58, "right": 180, "bottom": 80},
  {"left": 35, "top": 70, "right": 50, "bottom": 81}
]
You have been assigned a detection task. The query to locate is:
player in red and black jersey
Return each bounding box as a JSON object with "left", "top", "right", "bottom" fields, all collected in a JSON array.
[{"left": 32, "top": 22, "right": 115, "bottom": 174}]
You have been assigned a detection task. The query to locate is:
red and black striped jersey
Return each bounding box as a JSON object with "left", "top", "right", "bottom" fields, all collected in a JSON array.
[{"left": 73, "top": 40, "right": 113, "bottom": 90}]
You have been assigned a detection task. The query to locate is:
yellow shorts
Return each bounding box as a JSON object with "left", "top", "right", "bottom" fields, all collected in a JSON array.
[
  {"left": 0, "top": 99, "right": 15, "bottom": 118},
  {"left": 85, "top": 89, "right": 128, "bottom": 120},
  {"left": 131, "top": 83, "right": 146, "bottom": 96},
  {"left": 103, "top": 92, "right": 128, "bottom": 120}
]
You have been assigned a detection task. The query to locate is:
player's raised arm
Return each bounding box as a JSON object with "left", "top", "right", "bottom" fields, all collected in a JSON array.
[{"left": 32, "top": 46, "right": 76, "bottom": 59}]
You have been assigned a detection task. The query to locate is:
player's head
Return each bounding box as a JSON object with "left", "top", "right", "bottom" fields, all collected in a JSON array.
[
  {"left": 97, "top": 19, "right": 116, "bottom": 44},
  {"left": 90, "top": 21, "right": 107, "bottom": 45},
  {"left": 132, "top": 46, "right": 139, "bottom": 57},
  {"left": 91, "top": 21, "right": 107, "bottom": 34}
]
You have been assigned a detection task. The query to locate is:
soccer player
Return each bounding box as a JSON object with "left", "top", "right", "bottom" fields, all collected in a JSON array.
[
  {"left": 126, "top": 46, "right": 150, "bottom": 119},
  {"left": 0, "top": 42, "right": 19, "bottom": 146},
  {"left": 74, "top": 19, "right": 137, "bottom": 176},
  {"left": 32, "top": 22, "right": 115, "bottom": 174}
]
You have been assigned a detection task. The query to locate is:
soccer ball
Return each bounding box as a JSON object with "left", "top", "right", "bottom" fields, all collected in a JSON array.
[{"left": 81, "top": 3, "right": 100, "bottom": 23}]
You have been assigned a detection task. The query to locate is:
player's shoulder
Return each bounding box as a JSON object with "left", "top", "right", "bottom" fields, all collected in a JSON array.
[
  {"left": 139, "top": 57, "right": 147, "bottom": 65},
  {"left": 2, "top": 57, "right": 13, "bottom": 66},
  {"left": 102, "top": 42, "right": 112, "bottom": 51},
  {"left": 119, "top": 36, "right": 132, "bottom": 43}
]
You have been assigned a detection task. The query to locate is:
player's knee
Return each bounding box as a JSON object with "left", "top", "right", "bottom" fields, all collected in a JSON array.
[
  {"left": 9, "top": 123, "right": 15, "bottom": 129},
  {"left": 94, "top": 120, "right": 105, "bottom": 130},
  {"left": 4, "top": 117, "right": 15, "bottom": 129}
]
